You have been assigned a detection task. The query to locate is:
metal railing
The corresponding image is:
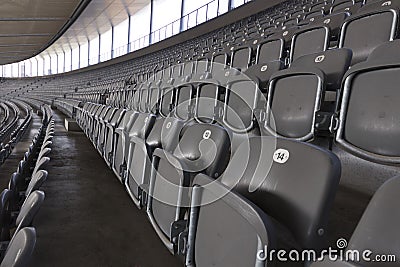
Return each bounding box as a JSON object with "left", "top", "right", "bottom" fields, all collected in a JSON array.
[{"left": 97, "top": 0, "right": 252, "bottom": 63}]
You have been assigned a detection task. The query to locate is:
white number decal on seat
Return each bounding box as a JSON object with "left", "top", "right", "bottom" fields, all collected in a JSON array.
[
  {"left": 273, "top": 149, "right": 290, "bottom": 164},
  {"left": 382, "top": 1, "right": 391, "bottom": 6},
  {"left": 203, "top": 130, "right": 211, "bottom": 140},
  {"left": 315, "top": 55, "right": 325, "bottom": 63}
]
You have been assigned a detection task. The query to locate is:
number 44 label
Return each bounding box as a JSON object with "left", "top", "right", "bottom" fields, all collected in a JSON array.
[{"left": 273, "top": 149, "right": 290, "bottom": 164}]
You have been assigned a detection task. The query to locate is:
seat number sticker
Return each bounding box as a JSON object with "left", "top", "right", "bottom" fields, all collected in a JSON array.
[
  {"left": 315, "top": 55, "right": 325, "bottom": 63},
  {"left": 273, "top": 149, "right": 290, "bottom": 164},
  {"left": 203, "top": 130, "right": 211, "bottom": 140}
]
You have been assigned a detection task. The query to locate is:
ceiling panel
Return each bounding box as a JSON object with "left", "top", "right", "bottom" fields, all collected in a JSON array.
[
  {"left": 0, "top": 21, "right": 66, "bottom": 35},
  {"left": 1, "top": 0, "right": 81, "bottom": 18},
  {"left": 0, "top": 0, "right": 85, "bottom": 65},
  {"left": 1, "top": 0, "right": 151, "bottom": 64}
]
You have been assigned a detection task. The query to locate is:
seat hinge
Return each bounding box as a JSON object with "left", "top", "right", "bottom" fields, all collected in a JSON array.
[
  {"left": 171, "top": 220, "right": 187, "bottom": 248},
  {"left": 177, "top": 230, "right": 188, "bottom": 256},
  {"left": 329, "top": 113, "right": 340, "bottom": 134}
]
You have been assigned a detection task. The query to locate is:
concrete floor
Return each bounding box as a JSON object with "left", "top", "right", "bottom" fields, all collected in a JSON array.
[
  {"left": 28, "top": 110, "right": 182, "bottom": 267},
  {"left": 1, "top": 108, "right": 397, "bottom": 266}
]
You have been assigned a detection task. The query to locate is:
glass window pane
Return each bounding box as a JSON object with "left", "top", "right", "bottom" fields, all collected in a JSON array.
[
  {"left": 89, "top": 36, "right": 99, "bottom": 65},
  {"left": 58, "top": 52, "right": 65, "bottom": 73},
  {"left": 100, "top": 29, "right": 112, "bottom": 62},
  {"left": 65, "top": 50, "right": 71, "bottom": 72},
  {"left": 12, "top": 63, "right": 18, "bottom": 77},
  {"left": 5, "top": 65, "right": 12, "bottom": 77},
  {"left": 80, "top": 42, "right": 89, "bottom": 68},
  {"left": 72, "top": 47, "right": 80, "bottom": 70},
  {"left": 218, "top": 0, "right": 229, "bottom": 15},
  {"left": 231, "top": 0, "right": 245, "bottom": 9},
  {"left": 37, "top": 57, "right": 44, "bottom": 76},
  {"left": 113, "top": 18, "right": 129, "bottom": 57},
  {"left": 130, "top": 2, "right": 151, "bottom": 50},
  {"left": 43, "top": 55, "right": 51, "bottom": 75},
  {"left": 24, "top": 60, "right": 31, "bottom": 77},
  {"left": 51, "top": 55, "right": 58, "bottom": 74},
  {"left": 152, "top": 0, "right": 182, "bottom": 43},
  {"left": 183, "top": 0, "right": 210, "bottom": 16},
  {"left": 31, "top": 59, "right": 38, "bottom": 76}
]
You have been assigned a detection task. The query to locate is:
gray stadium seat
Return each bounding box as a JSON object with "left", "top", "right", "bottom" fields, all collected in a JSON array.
[
  {"left": 184, "top": 136, "right": 341, "bottom": 266},
  {"left": 103, "top": 108, "right": 126, "bottom": 165},
  {"left": 0, "top": 227, "right": 36, "bottom": 267},
  {"left": 334, "top": 40, "right": 400, "bottom": 164},
  {"left": 262, "top": 49, "right": 352, "bottom": 141},
  {"left": 15, "top": 190, "right": 45, "bottom": 233},
  {"left": 146, "top": 123, "right": 231, "bottom": 254},
  {"left": 310, "top": 175, "right": 400, "bottom": 267},
  {"left": 339, "top": 2, "right": 399, "bottom": 64}
]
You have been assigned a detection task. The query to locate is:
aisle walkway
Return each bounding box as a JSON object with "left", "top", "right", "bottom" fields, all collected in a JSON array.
[{"left": 30, "top": 110, "right": 181, "bottom": 267}]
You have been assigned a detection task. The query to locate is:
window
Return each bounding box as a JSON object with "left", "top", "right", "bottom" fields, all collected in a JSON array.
[
  {"left": 43, "top": 55, "right": 51, "bottom": 75},
  {"left": 37, "top": 57, "right": 44, "bottom": 76},
  {"left": 31, "top": 59, "right": 38, "bottom": 76},
  {"left": 24, "top": 60, "right": 31, "bottom": 77},
  {"left": 100, "top": 29, "right": 112, "bottom": 62},
  {"left": 130, "top": 2, "right": 151, "bottom": 50},
  {"left": 80, "top": 42, "right": 89, "bottom": 68},
  {"left": 4, "top": 65, "right": 12, "bottom": 77},
  {"left": 72, "top": 46, "right": 80, "bottom": 70},
  {"left": 89, "top": 36, "right": 99, "bottom": 65},
  {"left": 182, "top": 0, "right": 220, "bottom": 30},
  {"left": 113, "top": 18, "right": 129, "bottom": 57},
  {"left": 151, "top": 0, "right": 182, "bottom": 42},
  {"left": 51, "top": 55, "right": 58, "bottom": 74},
  {"left": 11, "top": 63, "right": 18, "bottom": 77},
  {"left": 58, "top": 52, "right": 65, "bottom": 73},
  {"left": 231, "top": 0, "right": 246, "bottom": 9},
  {"left": 65, "top": 50, "right": 72, "bottom": 72},
  {"left": 218, "top": 0, "right": 229, "bottom": 15}
]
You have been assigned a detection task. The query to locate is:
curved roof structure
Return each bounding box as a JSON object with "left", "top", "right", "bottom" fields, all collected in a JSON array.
[{"left": 0, "top": 0, "right": 89, "bottom": 65}]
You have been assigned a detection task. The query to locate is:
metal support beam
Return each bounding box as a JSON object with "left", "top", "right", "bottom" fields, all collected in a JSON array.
[
  {"left": 42, "top": 56, "right": 45, "bottom": 75},
  {"left": 180, "top": 0, "right": 185, "bottom": 32},
  {"left": 111, "top": 25, "right": 115, "bottom": 59},
  {"left": 149, "top": 0, "right": 154, "bottom": 44},
  {"left": 228, "top": 0, "right": 233, "bottom": 11},
  {"left": 88, "top": 39, "right": 90, "bottom": 66},
  {"left": 127, "top": 15, "right": 132, "bottom": 53},
  {"left": 78, "top": 44, "right": 81, "bottom": 69},
  {"left": 98, "top": 33, "right": 101, "bottom": 63},
  {"left": 63, "top": 48, "right": 65, "bottom": 72}
]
